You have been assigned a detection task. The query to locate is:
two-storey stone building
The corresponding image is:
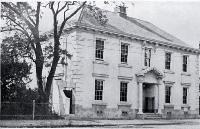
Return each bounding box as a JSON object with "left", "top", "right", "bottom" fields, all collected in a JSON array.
[{"left": 51, "top": 5, "right": 200, "bottom": 119}]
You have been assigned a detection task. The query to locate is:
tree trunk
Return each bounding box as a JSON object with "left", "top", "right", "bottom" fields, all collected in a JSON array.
[
  {"left": 45, "top": 39, "right": 60, "bottom": 103},
  {"left": 34, "top": 37, "right": 45, "bottom": 102}
]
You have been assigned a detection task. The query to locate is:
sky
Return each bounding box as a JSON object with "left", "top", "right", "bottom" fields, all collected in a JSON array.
[{"left": 131, "top": 0, "right": 200, "bottom": 48}]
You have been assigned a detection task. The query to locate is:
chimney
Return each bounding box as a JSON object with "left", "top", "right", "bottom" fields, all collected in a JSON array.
[{"left": 114, "top": 5, "right": 127, "bottom": 17}]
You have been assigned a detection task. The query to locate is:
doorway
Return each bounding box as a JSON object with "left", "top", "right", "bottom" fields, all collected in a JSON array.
[
  {"left": 144, "top": 97, "right": 155, "bottom": 113},
  {"left": 143, "top": 83, "right": 156, "bottom": 113}
]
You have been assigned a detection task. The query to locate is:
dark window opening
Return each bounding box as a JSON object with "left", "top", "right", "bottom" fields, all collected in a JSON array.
[
  {"left": 121, "top": 43, "right": 128, "bottom": 63},
  {"left": 165, "top": 52, "right": 171, "bottom": 70},
  {"left": 144, "top": 48, "right": 151, "bottom": 67},
  {"left": 165, "top": 86, "right": 171, "bottom": 103},
  {"left": 95, "top": 39, "right": 104, "bottom": 60},
  {"left": 95, "top": 80, "right": 103, "bottom": 100},
  {"left": 121, "top": 111, "right": 128, "bottom": 116},
  {"left": 120, "top": 82, "right": 128, "bottom": 102},
  {"left": 183, "top": 55, "right": 188, "bottom": 72},
  {"left": 96, "top": 110, "right": 103, "bottom": 116},
  {"left": 183, "top": 87, "right": 188, "bottom": 104}
]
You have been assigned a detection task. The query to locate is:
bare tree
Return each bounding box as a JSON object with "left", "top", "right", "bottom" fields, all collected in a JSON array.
[{"left": 1, "top": 1, "right": 86, "bottom": 103}]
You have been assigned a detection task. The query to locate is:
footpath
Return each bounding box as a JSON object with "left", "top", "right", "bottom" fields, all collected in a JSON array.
[{"left": 0, "top": 119, "right": 200, "bottom": 128}]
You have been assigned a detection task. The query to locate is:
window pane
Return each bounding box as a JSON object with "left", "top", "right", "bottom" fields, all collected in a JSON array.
[
  {"left": 165, "top": 53, "right": 171, "bottom": 70},
  {"left": 183, "top": 88, "right": 187, "bottom": 104},
  {"left": 120, "top": 82, "right": 128, "bottom": 102},
  {"left": 95, "top": 80, "right": 103, "bottom": 100},
  {"left": 95, "top": 40, "right": 104, "bottom": 59},
  {"left": 183, "top": 56, "right": 187, "bottom": 72},
  {"left": 121, "top": 43, "right": 128, "bottom": 63},
  {"left": 165, "top": 86, "right": 171, "bottom": 103},
  {"left": 144, "top": 48, "right": 151, "bottom": 67}
]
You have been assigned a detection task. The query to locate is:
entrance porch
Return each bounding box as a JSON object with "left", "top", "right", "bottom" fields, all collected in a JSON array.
[{"left": 136, "top": 67, "right": 164, "bottom": 118}]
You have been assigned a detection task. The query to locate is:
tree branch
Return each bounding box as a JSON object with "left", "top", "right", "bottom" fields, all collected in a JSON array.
[
  {"left": 49, "top": 2, "right": 55, "bottom": 15},
  {"left": 56, "top": 2, "right": 68, "bottom": 14},
  {"left": 2, "top": 2, "right": 37, "bottom": 36},
  {"left": 21, "top": 3, "right": 36, "bottom": 26},
  {"left": 35, "top": 2, "right": 41, "bottom": 30},
  {"left": 56, "top": 2, "right": 61, "bottom": 13},
  {"left": 2, "top": 14, "right": 31, "bottom": 38},
  {"left": 58, "top": 1, "right": 86, "bottom": 37}
]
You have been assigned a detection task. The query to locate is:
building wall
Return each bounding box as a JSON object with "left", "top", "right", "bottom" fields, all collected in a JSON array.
[{"left": 64, "top": 29, "right": 199, "bottom": 118}]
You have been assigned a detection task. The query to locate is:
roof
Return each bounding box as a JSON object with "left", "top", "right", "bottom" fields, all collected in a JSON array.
[{"left": 54, "top": 5, "right": 198, "bottom": 50}]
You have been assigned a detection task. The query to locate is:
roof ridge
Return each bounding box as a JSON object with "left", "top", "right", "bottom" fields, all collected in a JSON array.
[
  {"left": 77, "top": 4, "right": 87, "bottom": 24},
  {"left": 126, "top": 16, "right": 173, "bottom": 42}
]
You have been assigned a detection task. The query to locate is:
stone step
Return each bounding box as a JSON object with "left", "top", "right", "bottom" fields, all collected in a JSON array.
[{"left": 144, "top": 113, "right": 163, "bottom": 119}]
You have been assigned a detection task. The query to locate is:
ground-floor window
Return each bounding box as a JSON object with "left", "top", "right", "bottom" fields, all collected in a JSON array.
[
  {"left": 165, "top": 86, "right": 171, "bottom": 103},
  {"left": 95, "top": 79, "right": 103, "bottom": 100},
  {"left": 120, "top": 82, "right": 128, "bottom": 102},
  {"left": 183, "top": 87, "right": 188, "bottom": 104}
]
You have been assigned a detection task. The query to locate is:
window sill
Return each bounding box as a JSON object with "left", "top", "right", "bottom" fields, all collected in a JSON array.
[
  {"left": 92, "top": 101, "right": 107, "bottom": 106},
  {"left": 92, "top": 73, "right": 109, "bottom": 78},
  {"left": 118, "top": 76, "right": 133, "bottom": 80},
  {"left": 164, "top": 69, "right": 175, "bottom": 74},
  {"left": 181, "top": 104, "right": 190, "bottom": 108},
  {"left": 117, "top": 102, "right": 132, "bottom": 107},
  {"left": 93, "top": 60, "right": 109, "bottom": 65},
  {"left": 181, "top": 72, "right": 191, "bottom": 76},
  {"left": 164, "top": 103, "right": 174, "bottom": 108},
  {"left": 118, "top": 63, "right": 132, "bottom": 68},
  {"left": 181, "top": 83, "right": 191, "bottom": 86}
]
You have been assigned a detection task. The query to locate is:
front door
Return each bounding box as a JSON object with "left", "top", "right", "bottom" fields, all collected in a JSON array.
[{"left": 144, "top": 97, "right": 155, "bottom": 113}]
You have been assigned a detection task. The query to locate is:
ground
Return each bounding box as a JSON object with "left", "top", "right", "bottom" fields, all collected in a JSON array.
[{"left": 0, "top": 119, "right": 200, "bottom": 128}]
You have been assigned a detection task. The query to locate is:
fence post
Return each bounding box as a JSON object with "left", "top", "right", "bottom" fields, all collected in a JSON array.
[{"left": 32, "top": 100, "right": 35, "bottom": 120}]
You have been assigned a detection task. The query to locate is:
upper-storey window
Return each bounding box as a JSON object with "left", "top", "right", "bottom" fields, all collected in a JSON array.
[
  {"left": 120, "top": 82, "right": 128, "bottom": 102},
  {"left": 144, "top": 48, "right": 151, "bottom": 67},
  {"left": 95, "top": 79, "right": 103, "bottom": 100},
  {"left": 95, "top": 39, "right": 104, "bottom": 60},
  {"left": 183, "top": 55, "right": 188, "bottom": 72},
  {"left": 165, "top": 52, "right": 171, "bottom": 70},
  {"left": 121, "top": 43, "right": 128, "bottom": 63}
]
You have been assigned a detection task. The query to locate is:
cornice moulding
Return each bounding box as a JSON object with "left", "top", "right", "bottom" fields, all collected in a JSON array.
[{"left": 63, "top": 24, "right": 200, "bottom": 54}]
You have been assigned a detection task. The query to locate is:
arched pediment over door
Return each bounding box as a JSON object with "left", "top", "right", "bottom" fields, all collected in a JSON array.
[{"left": 136, "top": 67, "right": 164, "bottom": 84}]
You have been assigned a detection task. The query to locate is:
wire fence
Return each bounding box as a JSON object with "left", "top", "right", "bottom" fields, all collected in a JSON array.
[{"left": 0, "top": 101, "right": 63, "bottom": 120}]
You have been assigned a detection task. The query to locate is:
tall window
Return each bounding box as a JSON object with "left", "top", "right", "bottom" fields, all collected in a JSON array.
[
  {"left": 95, "top": 80, "right": 103, "bottom": 100},
  {"left": 121, "top": 43, "right": 128, "bottom": 63},
  {"left": 165, "top": 86, "right": 171, "bottom": 103},
  {"left": 183, "top": 55, "right": 188, "bottom": 72},
  {"left": 120, "top": 82, "right": 128, "bottom": 102},
  {"left": 183, "top": 87, "right": 188, "bottom": 104},
  {"left": 165, "top": 52, "right": 171, "bottom": 70},
  {"left": 95, "top": 39, "right": 104, "bottom": 60},
  {"left": 199, "top": 84, "right": 200, "bottom": 92},
  {"left": 144, "top": 48, "right": 151, "bottom": 67}
]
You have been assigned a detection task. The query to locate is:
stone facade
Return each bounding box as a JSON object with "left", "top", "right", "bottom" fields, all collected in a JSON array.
[{"left": 51, "top": 6, "right": 200, "bottom": 119}]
